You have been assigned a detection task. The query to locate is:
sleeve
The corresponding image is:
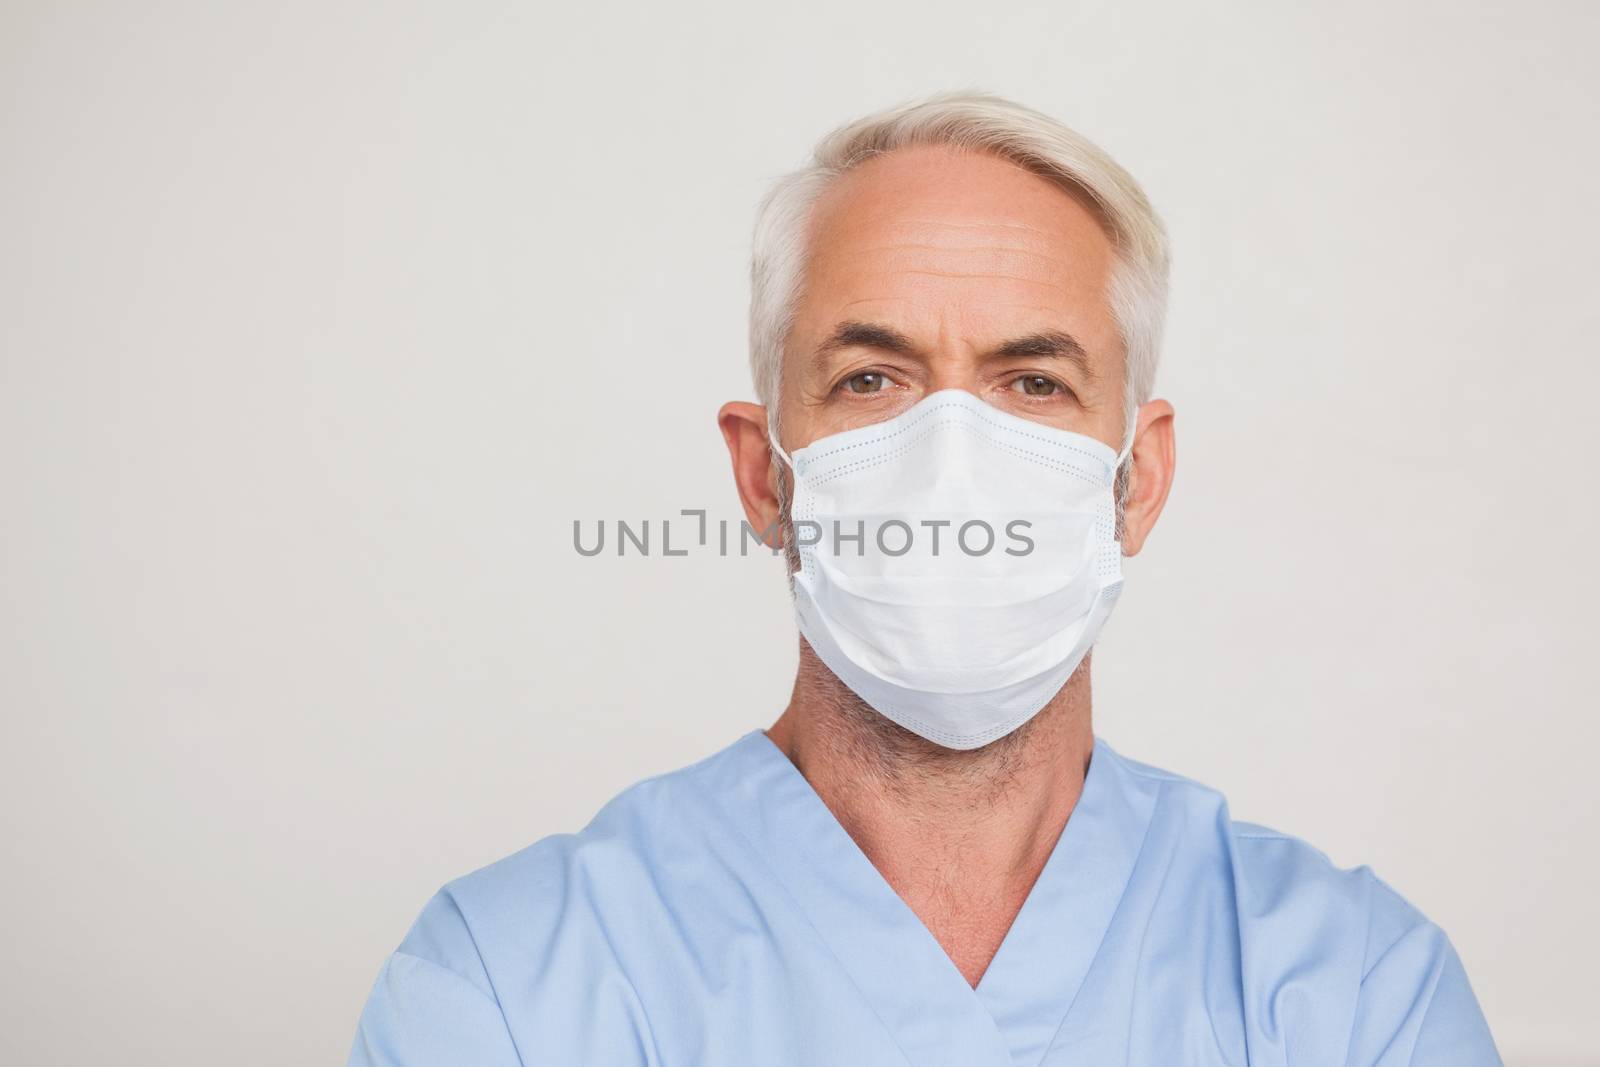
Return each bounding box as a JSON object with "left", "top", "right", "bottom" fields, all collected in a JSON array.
[
  {"left": 1407, "top": 940, "right": 1502, "bottom": 1067},
  {"left": 1343, "top": 915, "right": 1502, "bottom": 1067},
  {"left": 347, "top": 891, "right": 523, "bottom": 1067}
]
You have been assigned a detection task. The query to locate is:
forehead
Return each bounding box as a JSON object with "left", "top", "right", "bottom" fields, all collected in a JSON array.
[{"left": 797, "top": 145, "right": 1119, "bottom": 341}]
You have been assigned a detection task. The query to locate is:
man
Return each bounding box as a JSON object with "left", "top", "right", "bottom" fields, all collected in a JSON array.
[{"left": 348, "top": 93, "right": 1500, "bottom": 1066}]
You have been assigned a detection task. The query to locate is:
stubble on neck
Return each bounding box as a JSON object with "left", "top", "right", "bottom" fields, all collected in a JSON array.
[{"left": 768, "top": 638, "right": 1095, "bottom": 845}]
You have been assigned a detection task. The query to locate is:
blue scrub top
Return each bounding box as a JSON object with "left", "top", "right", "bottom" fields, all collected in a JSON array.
[{"left": 349, "top": 732, "right": 1500, "bottom": 1066}]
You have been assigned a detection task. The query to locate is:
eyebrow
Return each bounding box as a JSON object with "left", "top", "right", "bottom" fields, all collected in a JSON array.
[
  {"left": 993, "top": 328, "right": 1096, "bottom": 383},
  {"left": 813, "top": 320, "right": 1094, "bottom": 380},
  {"left": 812, "top": 321, "right": 920, "bottom": 368},
  {"left": 992, "top": 329, "right": 1087, "bottom": 362}
]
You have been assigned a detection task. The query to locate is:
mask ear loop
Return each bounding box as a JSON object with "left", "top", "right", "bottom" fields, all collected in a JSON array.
[
  {"left": 1115, "top": 408, "right": 1138, "bottom": 471},
  {"left": 767, "top": 416, "right": 801, "bottom": 570},
  {"left": 767, "top": 415, "right": 795, "bottom": 473},
  {"left": 1112, "top": 410, "right": 1138, "bottom": 545}
]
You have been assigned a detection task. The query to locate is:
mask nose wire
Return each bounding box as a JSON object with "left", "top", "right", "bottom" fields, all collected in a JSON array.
[{"left": 773, "top": 411, "right": 1132, "bottom": 475}]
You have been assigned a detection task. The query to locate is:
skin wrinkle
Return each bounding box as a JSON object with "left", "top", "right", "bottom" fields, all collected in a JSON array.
[
  {"left": 812, "top": 322, "right": 1093, "bottom": 379},
  {"left": 837, "top": 248, "right": 1082, "bottom": 276},
  {"left": 850, "top": 214, "right": 1051, "bottom": 233},
  {"left": 848, "top": 247, "right": 1077, "bottom": 270},
  {"left": 873, "top": 268, "right": 1067, "bottom": 282},
  {"left": 716, "top": 143, "right": 1177, "bottom": 988}
]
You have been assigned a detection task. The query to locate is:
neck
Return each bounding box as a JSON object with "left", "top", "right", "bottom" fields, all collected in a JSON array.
[{"left": 765, "top": 641, "right": 1095, "bottom": 986}]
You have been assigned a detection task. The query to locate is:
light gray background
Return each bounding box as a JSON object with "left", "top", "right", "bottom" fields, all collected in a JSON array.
[{"left": 2, "top": 1, "right": 1596, "bottom": 1064}]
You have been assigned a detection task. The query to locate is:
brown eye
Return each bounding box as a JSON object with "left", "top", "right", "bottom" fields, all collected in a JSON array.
[
  {"left": 844, "top": 372, "right": 887, "bottom": 394},
  {"left": 1013, "top": 375, "right": 1059, "bottom": 397}
]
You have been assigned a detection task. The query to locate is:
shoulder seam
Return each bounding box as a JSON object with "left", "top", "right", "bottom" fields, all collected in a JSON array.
[
  {"left": 389, "top": 950, "right": 496, "bottom": 1001},
  {"left": 435, "top": 889, "right": 529, "bottom": 1067}
]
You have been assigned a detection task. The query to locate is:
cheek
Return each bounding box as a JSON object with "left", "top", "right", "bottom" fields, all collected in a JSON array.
[{"left": 770, "top": 363, "right": 846, "bottom": 452}]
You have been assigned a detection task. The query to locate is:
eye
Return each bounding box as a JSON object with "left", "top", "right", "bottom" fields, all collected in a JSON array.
[
  {"left": 1011, "top": 375, "right": 1061, "bottom": 397},
  {"left": 842, "top": 371, "right": 888, "bottom": 395}
]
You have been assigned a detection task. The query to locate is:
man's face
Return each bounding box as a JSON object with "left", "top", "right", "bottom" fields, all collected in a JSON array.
[
  {"left": 776, "top": 145, "right": 1127, "bottom": 454},
  {"left": 719, "top": 143, "right": 1172, "bottom": 561}
]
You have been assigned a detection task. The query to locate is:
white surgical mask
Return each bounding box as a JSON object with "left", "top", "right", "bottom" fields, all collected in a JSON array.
[{"left": 771, "top": 389, "right": 1130, "bottom": 750}]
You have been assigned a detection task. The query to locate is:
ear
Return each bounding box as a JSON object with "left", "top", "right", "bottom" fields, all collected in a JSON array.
[
  {"left": 717, "top": 401, "right": 784, "bottom": 549},
  {"left": 1119, "top": 399, "right": 1176, "bottom": 557}
]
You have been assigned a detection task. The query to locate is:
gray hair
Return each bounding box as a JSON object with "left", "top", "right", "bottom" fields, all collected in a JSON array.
[{"left": 748, "top": 91, "right": 1171, "bottom": 454}]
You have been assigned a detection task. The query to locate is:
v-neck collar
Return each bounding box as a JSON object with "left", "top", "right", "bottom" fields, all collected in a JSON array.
[
  {"left": 701, "top": 730, "right": 1160, "bottom": 1067},
  {"left": 972, "top": 738, "right": 1160, "bottom": 1065}
]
